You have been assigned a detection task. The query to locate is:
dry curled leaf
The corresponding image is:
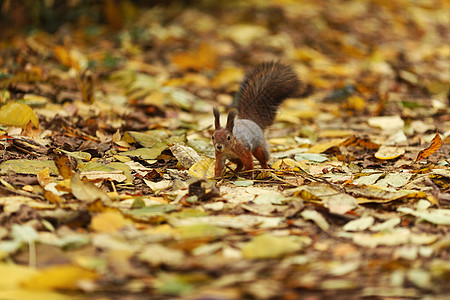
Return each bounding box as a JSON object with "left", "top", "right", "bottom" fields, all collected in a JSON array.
[
  {"left": 414, "top": 132, "right": 442, "bottom": 163},
  {"left": 54, "top": 154, "right": 75, "bottom": 180}
]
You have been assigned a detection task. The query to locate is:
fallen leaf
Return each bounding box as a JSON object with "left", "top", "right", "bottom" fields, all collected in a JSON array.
[
  {"left": 368, "top": 115, "right": 404, "bottom": 132},
  {"left": 121, "top": 144, "right": 168, "bottom": 160},
  {"left": 370, "top": 217, "right": 401, "bottom": 232},
  {"left": 319, "top": 130, "right": 354, "bottom": 138},
  {"left": 0, "top": 196, "right": 56, "bottom": 213},
  {"left": 397, "top": 207, "right": 450, "bottom": 225},
  {"left": 307, "top": 138, "right": 347, "bottom": 154},
  {"left": 80, "top": 170, "right": 127, "bottom": 183},
  {"left": 294, "top": 153, "right": 328, "bottom": 163},
  {"left": 241, "top": 234, "right": 311, "bottom": 259},
  {"left": 70, "top": 172, "right": 110, "bottom": 203},
  {"left": 212, "top": 66, "right": 244, "bottom": 88},
  {"left": 0, "top": 263, "right": 38, "bottom": 290},
  {"left": 171, "top": 42, "right": 217, "bottom": 71},
  {"left": 0, "top": 102, "right": 39, "bottom": 129},
  {"left": 343, "top": 216, "right": 375, "bottom": 231},
  {"left": 170, "top": 143, "right": 202, "bottom": 169},
  {"left": 0, "top": 159, "right": 58, "bottom": 176},
  {"left": 91, "top": 211, "right": 129, "bottom": 233},
  {"left": 346, "top": 229, "right": 437, "bottom": 248},
  {"left": 21, "top": 264, "right": 98, "bottom": 290},
  {"left": 122, "top": 131, "right": 167, "bottom": 147},
  {"left": 169, "top": 215, "right": 284, "bottom": 230},
  {"left": 232, "top": 180, "right": 254, "bottom": 187},
  {"left": 188, "top": 157, "right": 215, "bottom": 178},
  {"left": 289, "top": 185, "right": 357, "bottom": 214},
  {"left": 345, "top": 185, "right": 426, "bottom": 204},
  {"left": 301, "top": 210, "right": 330, "bottom": 231},
  {"left": 138, "top": 244, "right": 185, "bottom": 266},
  {"left": 375, "top": 146, "right": 405, "bottom": 160},
  {"left": 223, "top": 24, "right": 269, "bottom": 47},
  {"left": 0, "top": 290, "right": 69, "bottom": 300},
  {"left": 414, "top": 132, "right": 443, "bottom": 162}
]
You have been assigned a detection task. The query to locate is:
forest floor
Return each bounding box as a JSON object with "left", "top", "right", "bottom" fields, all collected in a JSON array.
[{"left": 0, "top": 1, "right": 449, "bottom": 299}]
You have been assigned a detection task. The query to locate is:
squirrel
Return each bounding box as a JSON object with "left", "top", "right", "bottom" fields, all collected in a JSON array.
[{"left": 212, "top": 61, "right": 300, "bottom": 177}]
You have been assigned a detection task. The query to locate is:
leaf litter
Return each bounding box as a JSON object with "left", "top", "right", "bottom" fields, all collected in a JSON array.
[{"left": 0, "top": 0, "right": 449, "bottom": 299}]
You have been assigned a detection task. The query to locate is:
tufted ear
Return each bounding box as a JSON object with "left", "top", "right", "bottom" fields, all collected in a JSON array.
[
  {"left": 226, "top": 109, "right": 237, "bottom": 131},
  {"left": 213, "top": 108, "right": 221, "bottom": 130}
]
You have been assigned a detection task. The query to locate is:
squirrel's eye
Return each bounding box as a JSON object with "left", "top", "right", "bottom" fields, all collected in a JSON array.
[
  {"left": 227, "top": 135, "right": 231, "bottom": 140},
  {"left": 211, "top": 135, "right": 214, "bottom": 140}
]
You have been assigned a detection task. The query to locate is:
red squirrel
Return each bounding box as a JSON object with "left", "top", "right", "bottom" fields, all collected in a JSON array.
[{"left": 212, "top": 61, "right": 300, "bottom": 177}]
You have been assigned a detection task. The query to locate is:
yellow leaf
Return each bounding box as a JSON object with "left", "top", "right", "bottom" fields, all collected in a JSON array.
[
  {"left": 319, "top": 130, "right": 354, "bottom": 138},
  {"left": 23, "top": 94, "right": 49, "bottom": 105},
  {"left": 0, "top": 103, "right": 39, "bottom": 129},
  {"left": 212, "top": 66, "right": 244, "bottom": 88},
  {"left": 43, "top": 190, "right": 63, "bottom": 205},
  {"left": 53, "top": 46, "right": 87, "bottom": 70},
  {"left": 223, "top": 24, "right": 269, "bottom": 47},
  {"left": 188, "top": 157, "right": 215, "bottom": 179},
  {"left": 272, "top": 158, "right": 306, "bottom": 172},
  {"left": 171, "top": 42, "right": 217, "bottom": 71},
  {"left": 346, "top": 95, "right": 366, "bottom": 111},
  {"left": 55, "top": 179, "right": 71, "bottom": 192},
  {"left": 21, "top": 265, "right": 98, "bottom": 290},
  {"left": 307, "top": 138, "right": 347, "bottom": 153},
  {"left": 37, "top": 168, "right": 52, "bottom": 187},
  {"left": 142, "top": 91, "right": 165, "bottom": 106},
  {"left": 0, "top": 263, "right": 38, "bottom": 290},
  {"left": 90, "top": 211, "right": 129, "bottom": 233},
  {"left": 53, "top": 46, "right": 71, "bottom": 68},
  {"left": 0, "top": 290, "right": 69, "bottom": 300},
  {"left": 166, "top": 73, "right": 209, "bottom": 87}
]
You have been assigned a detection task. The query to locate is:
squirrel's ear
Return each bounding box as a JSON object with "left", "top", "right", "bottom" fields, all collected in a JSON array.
[
  {"left": 226, "top": 109, "right": 237, "bottom": 131},
  {"left": 213, "top": 108, "right": 221, "bottom": 129}
]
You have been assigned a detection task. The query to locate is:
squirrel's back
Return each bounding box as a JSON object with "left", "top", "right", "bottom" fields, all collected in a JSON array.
[{"left": 235, "top": 61, "right": 300, "bottom": 129}]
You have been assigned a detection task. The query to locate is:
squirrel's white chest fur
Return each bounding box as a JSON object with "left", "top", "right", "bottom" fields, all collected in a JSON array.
[{"left": 234, "top": 119, "right": 270, "bottom": 157}]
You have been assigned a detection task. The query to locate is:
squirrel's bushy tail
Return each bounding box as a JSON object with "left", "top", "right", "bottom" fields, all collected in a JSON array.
[{"left": 236, "top": 61, "right": 300, "bottom": 129}]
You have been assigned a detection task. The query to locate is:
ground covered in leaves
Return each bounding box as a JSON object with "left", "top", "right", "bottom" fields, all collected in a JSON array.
[{"left": 0, "top": 0, "right": 449, "bottom": 299}]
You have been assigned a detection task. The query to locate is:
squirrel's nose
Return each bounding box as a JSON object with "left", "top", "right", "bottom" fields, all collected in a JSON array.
[{"left": 216, "top": 145, "right": 223, "bottom": 151}]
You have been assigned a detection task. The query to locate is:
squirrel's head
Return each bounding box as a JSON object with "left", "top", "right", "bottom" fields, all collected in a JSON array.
[{"left": 212, "top": 108, "right": 237, "bottom": 153}]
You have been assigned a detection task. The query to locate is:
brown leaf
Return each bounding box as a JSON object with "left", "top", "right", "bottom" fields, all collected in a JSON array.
[
  {"left": 80, "top": 69, "right": 95, "bottom": 103},
  {"left": 54, "top": 154, "right": 74, "bottom": 180},
  {"left": 414, "top": 132, "right": 442, "bottom": 162},
  {"left": 341, "top": 135, "right": 380, "bottom": 150}
]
